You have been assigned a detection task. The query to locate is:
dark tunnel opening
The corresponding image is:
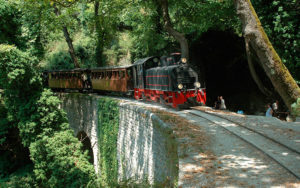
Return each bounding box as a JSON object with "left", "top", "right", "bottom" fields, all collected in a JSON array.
[
  {"left": 190, "top": 30, "right": 271, "bottom": 114},
  {"left": 77, "top": 131, "right": 94, "bottom": 164}
]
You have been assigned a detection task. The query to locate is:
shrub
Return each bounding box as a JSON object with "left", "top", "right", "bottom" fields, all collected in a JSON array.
[
  {"left": 30, "top": 130, "right": 95, "bottom": 187},
  {"left": 0, "top": 44, "right": 96, "bottom": 186}
]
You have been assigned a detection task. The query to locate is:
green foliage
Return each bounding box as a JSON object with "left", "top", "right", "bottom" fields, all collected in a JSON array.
[
  {"left": 0, "top": 44, "right": 96, "bottom": 186},
  {"left": 30, "top": 130, "right": 95, "bottom": 187},
  {"left": 0, "top": 45, "right": 42, "bottom": 100},
  {"left": 98, "top": 98, "right": 120, "bottom": 187},
  {"left": 119, "top": 0, "right": 240, "bottom": 61},
  {"left": 0, "top": 45, "right": 42, "bottom": 146},
  {"left": 0, "top": 95, "right": 9, "bottom": 144},
  {"left": 0, "top": 93, "right": 32, "bottom": 179},
  {"left": 0, "top": 45, "right": 67, "bottom": 146},
  {"left": 168, "top": 0, "right": 240, "bottom": 37},
  {"left": 42, "top": 33, "right": 98, "bottom": 70},
  {"left": 0, "top": 0, "right": 23, "bottom": 47},
  {"left": 0, "top": 164, "right": 35, "bottom": 188},
  {"left": 42, "top": 40, "right": 74, "bottom": 70},
  {"left": 252, "top": 0, "right": 300, "bottom": 81},
  {"left": 120, "top": 1, "right": 170, "bottom": 59}
]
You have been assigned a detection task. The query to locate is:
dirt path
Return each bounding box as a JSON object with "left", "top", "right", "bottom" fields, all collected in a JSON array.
[{"left": 176, "top": 111, "right": 300, "bottom": 188}]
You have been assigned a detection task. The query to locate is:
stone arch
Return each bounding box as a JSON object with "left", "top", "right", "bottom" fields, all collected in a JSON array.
[{"left": 77, "top": 131, "right": 94, "bottom": 164}]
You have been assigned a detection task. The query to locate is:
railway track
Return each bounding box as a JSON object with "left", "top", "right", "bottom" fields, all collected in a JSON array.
[{"left": 185, "top": 109, "right": 300, "bottom": 180}]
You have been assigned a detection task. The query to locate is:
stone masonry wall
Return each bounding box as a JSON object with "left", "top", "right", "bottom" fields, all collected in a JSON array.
[
  {"left": 58, "top": 93, "right": 178, "bottom": 185},
  {"left": 59, "top": 93, "right": 100, "bottom": 174},
  {"left": 117, "top": 103, "right": 178, "bottom": 184}
]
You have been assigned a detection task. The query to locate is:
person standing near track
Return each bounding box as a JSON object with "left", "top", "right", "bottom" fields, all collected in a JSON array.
[
  {"left": 272, "top": 100, "right": 279, "bottom": 117},
  {"left": 220, "top": 96, "right": 226, "bottom": 110},
  {"left": 214, "top": 96, "right": 221, "bottom": 109},
  {"left": 265, "top": 103, "right": 273, "bottom": 117}
]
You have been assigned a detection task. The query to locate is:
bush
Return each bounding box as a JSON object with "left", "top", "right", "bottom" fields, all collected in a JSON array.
[
  {"left": 0, "top": 45, "right": 96, "bottom": 187},
  {"left": 0, "top": 164, "right": 35, "bottom": 188},
  {"left": 30, "top": 130, "right": 95, "bottom": 187}
]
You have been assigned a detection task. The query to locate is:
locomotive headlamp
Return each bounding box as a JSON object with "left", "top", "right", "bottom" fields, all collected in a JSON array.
[
  {"left": 181, "top": 58, "right": 187, "bottom": 63},
  {"left": 178, "top": 84, "right": 184, "bottom": 90},
  {"left": 153, "top": 58, "right": 159, "bottom": 63},
  {"left": 194, "top": 82, "right": 201, "bottom": 88}
]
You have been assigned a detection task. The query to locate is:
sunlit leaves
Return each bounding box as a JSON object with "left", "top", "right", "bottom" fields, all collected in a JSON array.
[{"left": 252, "top": 0, "right": 300, "bottom": 81}]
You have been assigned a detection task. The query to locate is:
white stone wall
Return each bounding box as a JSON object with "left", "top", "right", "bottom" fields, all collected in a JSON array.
[{"left": 117, "top": 103, "right": 177, "bottom": 184}]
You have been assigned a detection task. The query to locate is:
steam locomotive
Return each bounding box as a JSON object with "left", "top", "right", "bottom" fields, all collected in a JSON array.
[{"left": 44, "top": 54, "right": 206, "bottom": 109}]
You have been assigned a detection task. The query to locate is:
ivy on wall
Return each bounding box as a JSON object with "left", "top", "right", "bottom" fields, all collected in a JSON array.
[{"left": 97, "top": 97, "right": 120, "bottom": 187}]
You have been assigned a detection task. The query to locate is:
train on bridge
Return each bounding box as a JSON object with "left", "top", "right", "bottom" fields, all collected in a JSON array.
[{"left": 44, "top": 54, "right": 206, "bottom": 109}]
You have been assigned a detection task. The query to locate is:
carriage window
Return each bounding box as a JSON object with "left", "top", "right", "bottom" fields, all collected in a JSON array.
[
  {"left": 127, "top": 69, "right": 132, "bottom": 77},
  {"left": 107, "top": 71, "right": 112, "bottom": 79},
  {"left": 119, "top": 71, "right": 124, "bottom": 79}
]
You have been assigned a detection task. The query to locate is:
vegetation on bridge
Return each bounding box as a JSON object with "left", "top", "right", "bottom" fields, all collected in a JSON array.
[{"left": 97, "top": 98, "right": 119, "bottom": 187}]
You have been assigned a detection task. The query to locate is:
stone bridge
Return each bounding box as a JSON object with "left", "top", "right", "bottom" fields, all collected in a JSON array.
[{"left": 58, "top": 93, "right": 178, "bottom": 185}]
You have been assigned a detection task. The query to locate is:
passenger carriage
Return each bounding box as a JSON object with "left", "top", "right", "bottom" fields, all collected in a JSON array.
[
  {"left": 47, "top": 69, "right": 89, "bottom": 91},
  {"left": 90, "top": 66, "right": 134, "bottom": 94}
]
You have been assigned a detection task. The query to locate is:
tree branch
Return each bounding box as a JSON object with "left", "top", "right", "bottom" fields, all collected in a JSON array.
[{"left": 159, "top": 0, "right": 189, "bottom": 61}]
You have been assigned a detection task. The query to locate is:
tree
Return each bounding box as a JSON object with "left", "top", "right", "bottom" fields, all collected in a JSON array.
[
  {"left": 53, "top": 4, "right": 80, "bottom": 68},
  {"left": 158, "top": 0, "right": 189, "bottom": 60},
  {"left": 234, "top": 0, "right": 300, "bottom": 113}
]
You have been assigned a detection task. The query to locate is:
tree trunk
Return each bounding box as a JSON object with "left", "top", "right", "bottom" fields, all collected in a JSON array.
[
  {"left": 234, "top": 0, "right": 300, "bottom": 112},
  {"left": 245, "top": 38, "right": 272, "bottom": 96},
  {"left": 94, "top": 0, "right": 105, "bottom": 67},
  {"left": 62, "top": 27, "right": 80, "bottom": 68},
  {"left": 53, "top": 5, "right": 80, "bottom": 68},
  {"left": 94, "top": 0, "right": 100, "bottom": 32},
  {"left": 159, "top": 0, "right": 189, "bottom": 61}
]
